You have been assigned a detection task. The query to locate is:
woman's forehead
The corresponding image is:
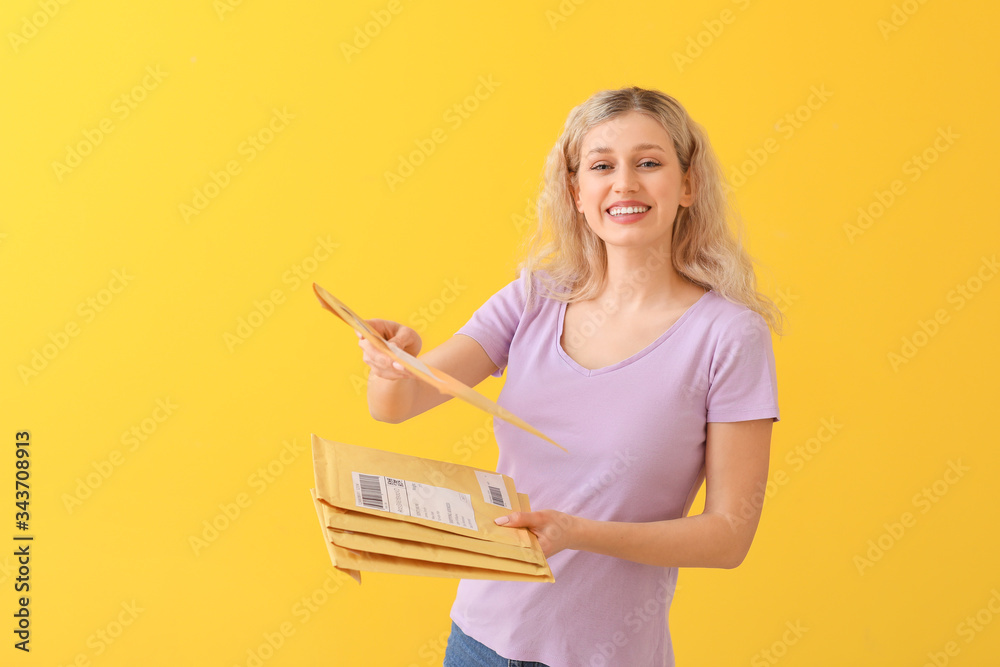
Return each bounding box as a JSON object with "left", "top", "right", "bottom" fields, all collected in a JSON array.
[{"left": 579, "top": 111, "right": 673, "bottom": 153}]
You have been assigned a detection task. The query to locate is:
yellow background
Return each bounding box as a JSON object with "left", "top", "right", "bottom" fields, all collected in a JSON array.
[{"left": 3, "top": 0, "right": 998, "bottom": 665}]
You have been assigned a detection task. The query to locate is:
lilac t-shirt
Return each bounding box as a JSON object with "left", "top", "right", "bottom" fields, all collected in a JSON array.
[{"left": 450, "top": 270, "right": 780, "bottom": 667}]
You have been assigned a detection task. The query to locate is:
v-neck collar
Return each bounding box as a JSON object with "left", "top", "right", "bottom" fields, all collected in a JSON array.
[{"left": 555, "top": 290, "right": 714, "bottom": 377}]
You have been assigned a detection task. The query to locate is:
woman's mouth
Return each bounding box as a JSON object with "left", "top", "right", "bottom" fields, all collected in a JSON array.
[
  {"left": 607, "top": 205, "right": 651, "bottom": 223},
  {"left": 608, "top": 205, "right": 650, "bottom": 216}
]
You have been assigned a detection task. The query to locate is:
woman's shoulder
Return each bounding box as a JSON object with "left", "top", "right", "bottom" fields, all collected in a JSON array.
[
  {"left": 509, "top": 267, "right": 572, "bottom": 310},
  {"left": 471, "top": 268, "right": 559, "bottom": 319},
  {"left": 693, "top": 290, "right": 771, "bottom": 339}
]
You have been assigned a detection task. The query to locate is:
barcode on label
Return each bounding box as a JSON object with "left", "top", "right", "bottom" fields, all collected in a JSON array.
[
  {"left": 474, "top": 470, "right": 511, "bottom": 509},
  {"left": 357, "top": 473, "right": 386, "bottom": 511}
]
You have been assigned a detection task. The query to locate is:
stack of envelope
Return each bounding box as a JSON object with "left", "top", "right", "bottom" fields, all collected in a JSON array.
[{"left": 310, "top": 434, "right": 554, "bottom": 583}]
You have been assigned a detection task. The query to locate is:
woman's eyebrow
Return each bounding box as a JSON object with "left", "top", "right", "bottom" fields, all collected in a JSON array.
[{"left": 585, "top": 143, "right": 666, "bottom": 157}]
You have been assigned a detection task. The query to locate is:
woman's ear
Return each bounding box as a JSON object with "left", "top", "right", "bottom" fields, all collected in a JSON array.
[
  {"left": 679, "top": 170, "right": 695, "bottom": 208},
  {"left": 570, "top": 179, "right": 583, "bottom": 213}
]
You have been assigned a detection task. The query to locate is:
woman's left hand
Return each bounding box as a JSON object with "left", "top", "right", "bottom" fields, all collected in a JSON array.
[{"left": 495, "top": 510, "right": 580, "bottom": 558}]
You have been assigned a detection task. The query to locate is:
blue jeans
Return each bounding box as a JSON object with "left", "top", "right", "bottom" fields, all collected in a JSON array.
[{"left": 443, "top": 621, "right": 551, "bottom": 667}]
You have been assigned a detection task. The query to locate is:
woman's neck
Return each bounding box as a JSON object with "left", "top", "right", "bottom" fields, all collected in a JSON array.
[{"left": 599, "top": 241, "right": 703, "bottom": 312}]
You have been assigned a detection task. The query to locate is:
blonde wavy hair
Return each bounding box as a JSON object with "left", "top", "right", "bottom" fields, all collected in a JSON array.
[{"left": 516, "top": 86, "right": 783, "bottom": 334}]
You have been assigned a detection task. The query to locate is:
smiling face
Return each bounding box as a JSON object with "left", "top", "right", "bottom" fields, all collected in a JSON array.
[{"left": 572, "top": 110, "right": 693, "bottom": 253}]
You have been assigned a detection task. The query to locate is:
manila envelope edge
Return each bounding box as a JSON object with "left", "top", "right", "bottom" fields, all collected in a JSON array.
[
  {"left": 317, "top": 498, "right": 546, "bottom": 566},
  {"left": 313, "top": 490, "right": 551, "bottom": 582},
  {"left": 324, "top": 539, "right": 554, "bottom": 582},
  {"left": 325, "top": 526, "right": 551, "bottom": 577},
  {"left": 516, "top": 492, "right": 548, "bottom": 561},
  {"left": 310, "top": 489, "right": 362, "bottom": 584},
  {"left": 312, "top": 434, "right": 535, "bottom": 549}
]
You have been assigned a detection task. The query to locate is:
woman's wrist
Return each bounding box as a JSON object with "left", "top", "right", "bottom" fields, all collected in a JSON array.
[
  {"left": 565, "top": 513, "right": 591, "bottom": 552},
  {"left": 366, "top": 373, "right": 418, "bottom": 423}
]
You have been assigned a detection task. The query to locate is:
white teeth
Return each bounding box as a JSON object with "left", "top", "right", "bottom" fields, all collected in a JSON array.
[{"left": 609, "top": 206, "right": 650, "bottom": 216}]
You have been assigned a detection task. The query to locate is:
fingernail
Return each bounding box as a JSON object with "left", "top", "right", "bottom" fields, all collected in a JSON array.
[
  {"left": 392, "top": 362, "right": 404, "bottom": 371},
  {"left": 494, "top": 516, "right": 510, "bottom": 526},
  {"left": 355, "top": 331, "right": 362, "bottom": 338}
]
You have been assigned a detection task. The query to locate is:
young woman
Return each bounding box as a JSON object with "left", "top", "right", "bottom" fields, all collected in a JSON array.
[{"left": 358, "top": 86, "right": 781, "bottom": 667}]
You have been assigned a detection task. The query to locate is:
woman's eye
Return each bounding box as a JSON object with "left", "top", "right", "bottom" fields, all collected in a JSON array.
[{"left": 590, "top": 160, "right": 660, "bottom": 171}]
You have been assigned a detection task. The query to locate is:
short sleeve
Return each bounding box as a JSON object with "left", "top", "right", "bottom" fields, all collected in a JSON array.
[
  {"left": 706, "top": 309, "right": 780, "bottom": 422},
  {"left": 454, "top": 273, "right": 527, "bottom": 378}
]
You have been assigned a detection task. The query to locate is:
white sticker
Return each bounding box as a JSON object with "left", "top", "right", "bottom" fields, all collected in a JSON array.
[
  {"left": 351, "top": 471, "right": 477, "bottom": 531},
  {"left": 405, "top": 480, "right": 477, "bottom": 530},
  {"left": 352, "top": 472, "right": 409, "bottom": 516},
  {"left": 475, "top": 470, "right": 511, "bottom": 509}
]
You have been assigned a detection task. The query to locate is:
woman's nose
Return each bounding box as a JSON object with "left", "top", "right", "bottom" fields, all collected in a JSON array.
[{"left": 613, "top": 166, "right": 639, "bottom": 193}]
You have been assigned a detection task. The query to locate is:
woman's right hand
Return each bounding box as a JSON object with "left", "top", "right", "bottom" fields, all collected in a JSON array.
[{"left": 357, "top": 319, "right": 422, "bottom": 382}]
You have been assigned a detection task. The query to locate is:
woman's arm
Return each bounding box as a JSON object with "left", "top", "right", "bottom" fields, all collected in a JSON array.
[
  {"left": 496, "top": 418, "right": 773, "bottom": 568},
  {"left": 361, "top": 322, "right": 500, "bottom": 423}
]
